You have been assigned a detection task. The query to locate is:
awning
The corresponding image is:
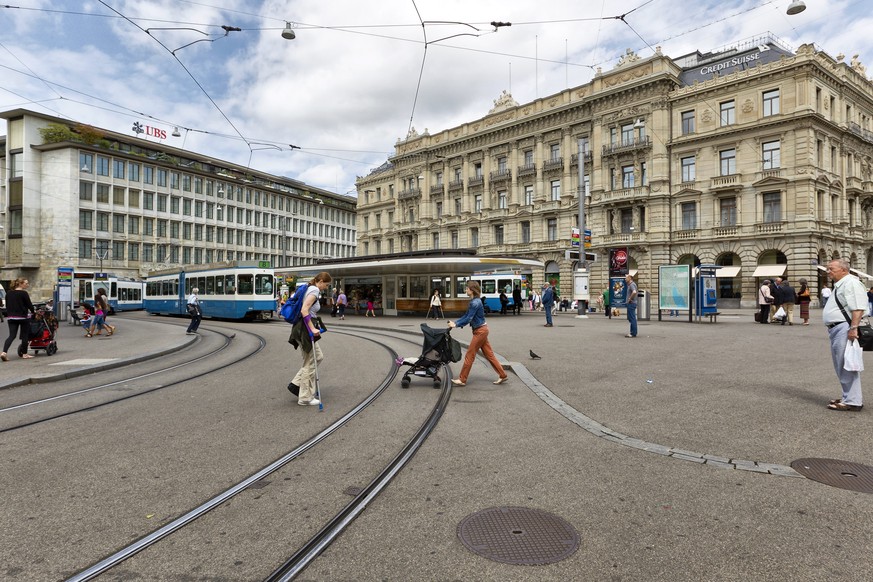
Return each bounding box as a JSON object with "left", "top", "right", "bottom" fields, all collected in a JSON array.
[
  {"left": 716, "top": 266, "right": 742, "bottom": 278},
  {"left": 816, "top": 265, "right": 827, "bottom": 273},
  {"left": 850, "top": 268, "right": 873, "bottom": 280},
  {"left": 629, "top": 269, "right": 638, "bottom": 277},
  {"left": 752, "top": 264, "right": 787, "bottom": 278}
]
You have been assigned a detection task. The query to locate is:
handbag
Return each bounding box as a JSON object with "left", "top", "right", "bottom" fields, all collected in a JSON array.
[{"left": 833, "top": 292, "right": 873, "bottom": 351}]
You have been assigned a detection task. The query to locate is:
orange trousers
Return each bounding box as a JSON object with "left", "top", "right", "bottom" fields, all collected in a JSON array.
[{"left": 458, "top": 324, "right": 507, "bottom": 383}]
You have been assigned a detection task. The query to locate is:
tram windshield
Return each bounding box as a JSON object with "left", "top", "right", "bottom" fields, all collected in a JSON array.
[{"left": 255, "top": 274, "right": 274, "bottom": 295}]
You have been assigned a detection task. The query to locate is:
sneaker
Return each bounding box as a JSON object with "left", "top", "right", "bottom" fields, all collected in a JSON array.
[
  {"left": 186, "top": 331, "right": 196, "bottom": 335},
  {"left": 298, "top": 398, "right": 321, "bottom": 406}
]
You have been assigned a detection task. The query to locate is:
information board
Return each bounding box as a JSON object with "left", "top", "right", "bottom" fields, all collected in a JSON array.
[{"left": 658, "top": 265, "right": 691, "bottom": 310}]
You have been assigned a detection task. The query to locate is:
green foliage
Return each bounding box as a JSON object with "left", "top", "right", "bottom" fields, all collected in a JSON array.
[{"left": 38, "top": 123, "right": 78, "bottom": 144}]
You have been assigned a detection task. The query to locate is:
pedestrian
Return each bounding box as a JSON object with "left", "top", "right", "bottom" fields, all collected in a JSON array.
[
  {"left": 87, "top": 288, "right": 113, "bottom": 337},
  {"left": 186, "top": 287, "right": 202, "bottom": 335},
  {"left": 797, "top": 278, "right": 811, "bottom": 325},
  {"left": 868, "top": 286, "right": 873, "bottom": 317},
  {"left": 289, "top": 271, "right": 332, "bottom": 406},
  {"left": 80, "top": 304, "right": 93, "bottom": 335},
  {"left": 625, "top": 274, "right": 638, "bottom": 338},
  {"left": 821, "top": 284, "right": 831, "bottom": 307},
  {"left": 1, "top": 278, "right": 35, "bottom": 360},
  {"left": 336, "top": 288, "right": 347, "bottom": 320},
  {"left": 0, "top": 282, "right": 6, "bottom": 322},
  {"left": 770, "top": 277, "right": 784, "bottom": 323},
  {"left": 822, "top": 259, "right": 866, "bottom": 411},
  {"left": 366, "top": 292, "right": 376, "bottom": 317},
  {"left": 499, "top": 290, "right": 509, "bottom": 315},
  {"left": 447, "top": 280, "right": 508, "bottom": 387},
  {"left": 601, "top": 288, "right": 610, "bottom": 317},
  {"left": 758, "top": 279, "right": 773, "bottom": 324},
  {"left": 541, "top": 284, "right": 555, "bottom": 327},
  {"left": 330, "top": 287, "right": 339, "bottom": 318},
  {"left": 512, "top": 285, "right": 522, "bottom": 315},
  {"left": 429, "top": 289, "right": 443, "bottom": 319},
  {"left": 780, "top": 278, "right": 797, "bottom": 326}
]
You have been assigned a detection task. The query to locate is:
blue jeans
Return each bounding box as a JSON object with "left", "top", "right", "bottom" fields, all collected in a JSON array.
[
  {"left": 545, "top": 304, "right": 553, "bottom": 325},
  {"left": 829, "top": 323, "right": 863, "bottom": 406},
  {"left": 627, "top": 302, "right": 638, "bottom": 336}
]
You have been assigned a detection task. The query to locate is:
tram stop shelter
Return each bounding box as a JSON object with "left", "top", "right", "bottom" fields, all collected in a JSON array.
[{"left": 280, "top": 250, "right": 544, "bottom": 317}]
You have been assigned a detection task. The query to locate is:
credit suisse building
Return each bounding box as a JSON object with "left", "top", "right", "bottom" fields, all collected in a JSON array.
[{"left": 356, "top": 36, "right": 873, "bottom": 307}]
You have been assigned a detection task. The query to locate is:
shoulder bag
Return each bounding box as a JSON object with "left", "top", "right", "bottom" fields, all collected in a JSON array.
[{"left": 833, "top": 292, "right": 873, "bottom": 351}]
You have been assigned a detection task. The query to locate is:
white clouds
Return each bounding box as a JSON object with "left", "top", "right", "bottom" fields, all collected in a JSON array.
[{"left": 2, "top": 0, "right": 873, "bottom": 195}]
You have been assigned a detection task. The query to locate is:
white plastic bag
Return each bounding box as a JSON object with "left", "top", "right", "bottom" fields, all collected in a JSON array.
[
  {"left": 774, "top": 306, "right": 786, "bottom": 320},
  {"left": 844, "top": 339, "right": 864, "bottom": 372}
]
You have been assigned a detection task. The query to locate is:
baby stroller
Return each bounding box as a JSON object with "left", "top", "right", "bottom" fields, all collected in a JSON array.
[
  {"left": 399, "top": 324, "right": 462, "bottom": 389},
  {"left": 26, "top": 308, "right": 59, "bottom": 356}
]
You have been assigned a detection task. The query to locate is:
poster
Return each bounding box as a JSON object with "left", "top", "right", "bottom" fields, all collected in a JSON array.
[
  {"left": 658, "top": 265, "right": 691, "bottom": 310},
  {"left": 609, "top": 247, "right": 629, "bottom": 277}
]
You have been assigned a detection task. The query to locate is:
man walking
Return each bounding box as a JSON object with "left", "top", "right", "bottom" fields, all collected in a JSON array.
[
  {"left": 822, "top": 259, "right": 866, "bottom": 411},
  {"left": 625, "top": 274, "right": 638, "bottom": 338},
  {"left": 541, "top": 283, "right": 555, "bottom": 327},
  {"left": 512, "top": 285, "right": 523, "bottom": 315},
  {"left": 780, "top": 279, "right": 797, "bottom": 326}
]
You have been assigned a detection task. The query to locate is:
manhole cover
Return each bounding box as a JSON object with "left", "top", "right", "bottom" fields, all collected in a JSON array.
[
  {"left": 457, "top": 506, "right": 579, "bottom": 565},
  {"left": 790, "top": 458, "right": 873, "bottom": 493}
]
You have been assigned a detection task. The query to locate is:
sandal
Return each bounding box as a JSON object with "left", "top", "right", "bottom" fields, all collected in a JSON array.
[
  {"left": 827, "top": 402, "right": 863, "bottom": 411},
  {"left": 20, "top": 354, "right": 34, "bottom": 359},
  {"left": 85, "top": 333, "right": 92, "bottom": 338},
  {"left": 0, "top": 353, "right": 7, "bottom": 362},
  {"left": 829, "top": 398, "right": 842, "bottom": 405}
]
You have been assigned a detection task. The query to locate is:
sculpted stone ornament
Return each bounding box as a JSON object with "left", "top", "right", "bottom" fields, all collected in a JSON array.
[
  {"left": 488, "top": 90, "right": 519, "bottom": 114},
  {"left": 851, "top": 54, "right": 867, "bottom": 76},
  {"left": 616, "top": 48, "right": 640, "bottom": 68},
  {"left": 406, "top": 126, "right": 420, "bottom": 139}
]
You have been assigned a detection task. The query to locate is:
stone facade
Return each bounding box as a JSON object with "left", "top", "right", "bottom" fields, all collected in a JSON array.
[{"left": 355, "top": 37, "right": 873, "bottom": 308}]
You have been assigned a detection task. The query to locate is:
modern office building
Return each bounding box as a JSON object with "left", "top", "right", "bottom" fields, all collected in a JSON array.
[
  {"left": 356, "top": 35, "right": 873, "bottom": 307},
  {"left": 0, "top": 109, "right": 356, "bottom": 300}
]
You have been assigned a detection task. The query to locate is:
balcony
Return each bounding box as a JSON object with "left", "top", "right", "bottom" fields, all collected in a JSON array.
[
  {"left": 533, "top": 199, "right": 561, "bottom": 212},
  {"left": 848, "top": 122, "right": 873, "bottom": 146},
  {"left": 602, "top": 232, "right": 643, "bottom": 244},
  {"left": 571, "top": 152, "right": 593, "bottom": 166},
  {"left": 489, "top": 168, "right": 512, "bottom": 183},
  {"left": 430, "top": 184, "right": 445, "bottom": 197},
  {"left": 468, "top": 175, "right": 484, "bottom": 188},
  {"left": 761, "top": 168, "right": 784, "bottom": 180},
  {"left": 448, "top": 179, "right": 464, "bottom": 192},
  {"left": 542, "top": 157, "right": 563, "bottom": 172},
  {"left": 846, "top": 176, "right": 864, "bottom": 192},
  {"left": 756, "top": 222, "right": 783, "bottom": 233},
  {"left": 600, "top": 186, "right": 649, "bottom": 202},
  {"left": 397, "top": 187, "right": 421, "bottom": 200},
  {"left": 711, "top": 174, "right": 742, "bottom": 190},
  {"left": 517, "top": 163, "right": 536, "bottom": 178},
  {"left": 714, "top": 226, "right": 738, "bottom": 237},
  {"left": 676, "top": 229, "right": 699, "bottom": 240},
  {"left": 601, "top": 136, "right": 651, "bottom": 156}
]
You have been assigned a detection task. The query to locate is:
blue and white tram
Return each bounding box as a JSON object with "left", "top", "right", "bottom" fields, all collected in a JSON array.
[
  {"left": 471, "top": 272, "right": 530, "bottom": 313},
  {"left": 144, "top": 262, "right": 276, "bottom": 321},
  {"left": 80, "top": 277, "right": 145, "bottom": 313}
]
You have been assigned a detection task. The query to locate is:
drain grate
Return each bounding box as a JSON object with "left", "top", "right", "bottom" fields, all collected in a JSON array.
[
  {"left": 457, "top": 506, "right": 579, "bottom": 565},
  {"left": 790, "top": 458, "right": 873, "bottom": 493}
]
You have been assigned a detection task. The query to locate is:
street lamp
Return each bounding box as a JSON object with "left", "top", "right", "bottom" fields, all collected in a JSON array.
[{"left": 786, "top": 1, "right": 806, "bottom": 15}]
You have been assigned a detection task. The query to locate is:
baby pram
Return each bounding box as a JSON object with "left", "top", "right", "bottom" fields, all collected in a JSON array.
[
  {"left": 25, "top": 308, "right": 59, "bottom": 356},
  {"left": 399, "top": 324, "right": 462, "bottom": 389}
]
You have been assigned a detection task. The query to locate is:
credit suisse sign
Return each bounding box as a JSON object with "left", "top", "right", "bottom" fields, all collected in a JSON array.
[{"left": 698, "top": 51, "right": 761, "bottom": 75}]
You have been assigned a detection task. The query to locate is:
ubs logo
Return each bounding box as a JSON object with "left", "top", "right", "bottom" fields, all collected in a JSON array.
[{"left": 132, "top": 122, "right": 168, "bottom": 140}]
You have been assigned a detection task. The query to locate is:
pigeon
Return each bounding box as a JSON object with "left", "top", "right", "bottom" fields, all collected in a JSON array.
[{"left": 529, "top": 349, "right": 541, "bottom": 360}]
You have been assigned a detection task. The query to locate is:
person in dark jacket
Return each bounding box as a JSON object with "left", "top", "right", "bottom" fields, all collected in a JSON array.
[
  {"left": 1, "top": 278, "right": 35, "bottom": 360},
  {"left": 780, "top": 279, "right": 797, "bottom": 326},
  {"left": 797, "top": 278, "right": 812, "bottom": 325},
  {"left": 499, "top": 291, "right": 509, "bottom": 315},
  {"left": 512, "top": 286, "right": 523, "bottom": 315},
  {"left": 770, "top": 277, "right": 784, "bottom": 323}
]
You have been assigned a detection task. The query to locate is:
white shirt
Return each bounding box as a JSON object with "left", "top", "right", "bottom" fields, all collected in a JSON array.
[
  {"left": 187, "top": 293, "right": 199, "bottom": 306},
  {"left": 304, "top": 285, "right": 321, "bottom": 315},
  {"left": 822, "top": 275, "right": 866, "bottom": 325}
]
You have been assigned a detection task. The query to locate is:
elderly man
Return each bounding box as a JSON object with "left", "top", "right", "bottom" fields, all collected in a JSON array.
[
  {"left": 625, "top": 274, "right": 638, "bottom": 338},
  {"left": 822, "top": 259, "right": 866, "bottom": 411}
]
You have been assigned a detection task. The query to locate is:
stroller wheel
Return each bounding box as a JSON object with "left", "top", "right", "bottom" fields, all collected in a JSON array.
[
  {"left": 47, "top": 344, "right": 57, "bottom": 356},
  {"left": 401, "top": 378, "right": 410, "bottom": 389},
  {"left": 433, "top": 380, "right": 441, "bottom": 388}
]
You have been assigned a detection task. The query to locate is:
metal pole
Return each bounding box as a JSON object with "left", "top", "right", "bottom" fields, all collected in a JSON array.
[{"left": 576, "top": 140, "right": 588, "bottom": 318}]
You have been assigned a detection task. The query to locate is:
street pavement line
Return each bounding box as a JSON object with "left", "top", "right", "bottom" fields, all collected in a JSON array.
[{"left": 507, "top": 362, "right": 802, "bottom": 478}]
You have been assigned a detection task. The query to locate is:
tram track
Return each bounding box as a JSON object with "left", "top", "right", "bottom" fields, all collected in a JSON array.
[
  {"left": 64, "top": 327, "right": 432, "bottom": 581},
  {"left": 0, "top": 325, "right": 263, "bottom": 435}
]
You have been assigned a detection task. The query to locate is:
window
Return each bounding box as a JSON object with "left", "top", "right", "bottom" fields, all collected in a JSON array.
[
  {"left": 681, "top": 202, "right": 697, "bottom": 230},
  {"left": 435, "top": 202, "right": 443, "bottom": 217},
  {"left": 79, "top": 210, "right": 92, "bottom": 230},
  {"left": 524, "top": 150, "right": 534, "bottom": 165},
  {"left": 621, "top": 165, "right": 635, "bottom": 188},
  {"left": 80, "top": 153, "right": 93, "bottom": 174},
  {"left": 128, "top": 190, "right": 140, "bottom": 208},
  {"left": 681, "top": 110, "right": 695, "bottom": 134},
  {"left": 432, "top": 232, "right": 440, "bottom": 249},
  {"left": 547, "top": 218, "right": 558, "bottom": 241},
  {"left": 157, "top": 219, "right": 167, "bottom": 237},
  {"left": 129, "top": 162, "right": 140, "bottom": 182},
  {"left": 435, "top": 171, "right": 443, "bottom": 186},
  {"left": 128, "top": 243, "right": 139, "bottom": 261},
  {"left": 170, "top": 172, "right": 180, "bottom": 189},
  {"left": 550, "top": 180, "right": 560, "bottom": 200},
  {"left": 79, "top": 182, "right": 93, "bottom": 201},
  {"left": 183, "top": 199, "right": 192, "bottom": 216},
  {"left": 113, "top": 214, "right": 125, "bottom": 233},
  {"left": 640, "top": 162, "right": 647, "bottom": 186},
  {"left": 498, "top": 191, "right": 507, "bottom": 209},
  {"left": 549, "top": 143, "right": 560, "bottom": 161},
  {"left": 96, "top": 184, "right": 110, "bottom": 203},
  {"left": 183, "top": 223, "right": 192, "bottom": 240},
  {"left": 494, "top": 224, "right": 504, "bottom": 244},
  {"left": 521, "top": 221, "right": 531, "bottom": 243},
  {"left": 524, "top": 185, "right": 534, "bottom": 205},
  {"left": 577, "top": 136, "right": 590, "bottom": 155},
  {"left": 610, "top": 127, "right": 617, "bottom": 145},
  {"left": 763, "top": 192, "right": 781, "bottom": 223},
  {"left": 621, "top": 123, "right": 634, "bottom": 145},
  {"left": 451, "top": 230, "right": 459, "bottom": 249},
  {"left": 113, "top": 159, "right": 125, "bottom": 179},
  {"left": 720, "top": 100, "right": 735, "bottom": 126},
  {"left": 762, "top": 141, "right": 781, "bottom": 169},
  {"left": 474, "top": 195, "right": 482, "bottom": 213},
  {"left": 610, "top": 167, "right": 616, "bottom": 190},
  {"left": 497, "top": 157, "right": 507, "bottom": 172},
  {"left": 719, "top": 149, "right": 736, "bottom": 176},
  {"left": 158, "top": 194, "right": 168, "bottom": 212},
  {"left": 763, "top": 89, "right": 780, "bottom": 116},
  {"left": 471, "top": 227, "right": 479, "bottom": 247},
  {"left": 144, "top": 166, "right": 154, "bottom": 184},
  {"left": 170, "top": 221, "right": 180, "bottom": 238},
  {"left": 96, "top": 156, "right": 109, "bottom": 176},
  {"left": 720, "top": 197, "right": 737, "bottom": 226},
  {"left": 171, "top": 196, "right": 180, "bottom": 214},
  {"left": 128, "top": 216, "right": 140, "bottom": 234},
  {"left": 78, "top": 238, "right": 93, "bottom": 259},
  {"left": 113, "top": 186, "right": 125, "bottom": 205},
  {"left": 621, "top": 208, "right": 634, "bottom": 233},
  {"left": 143, "top": 218, "right": 153, "bottom": 236},
  {"left": 112, "top": 241, "right": 124, "bottom": 260},
  {"left": 474, "top": 163, "right": 483, "bottom": 178},
  {"left": 96, "top": 212, "right": 109, "bottom": 232},
  {"left": 143, "top": 192, "right": 154, "bottom": 210},
  {"left": 407, "top": 209, "right": 415, "bottom": 223},
  {"left": 157, "top": 169, "right": 167, "bottom": 187},
  {"left": 182, "top": 175, "right": 191, "bottom": 192},
  {"left": 681, "top": 156, "right": 696, "bottom": 182}
]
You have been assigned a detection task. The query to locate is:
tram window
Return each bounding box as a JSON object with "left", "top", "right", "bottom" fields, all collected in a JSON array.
[
  {"left": 397, "top": 277, "right": 408, "bottom": 298},
  {"left": 185, "top": 279, "right": 192, "bottom": 295},
  {"left": 111, "top": 282, "right": 117, "bottom": 298},
  {"left": 85, "top": 282, "right": 92, "bottom": 299},
  {"left": 205, "top": 276, "right": 215, "bottom": 295},
  {"left": 498, "top": 279, "right": 513, "bottom": 294},
  {"left": 225, "top": 275, "right": 236, "bottom": 294},
  {"left": 431, "top": 277, "right": 444, "bottom": 298},
  {"left": 161, "top": 280, "right": 169, "bottom": 295},
  {"left": 480, "top": 279, "right": 497, "bottom": 294},
  {"left": 255, "top": 274, "right": 273, "bottom": 295},
  {"left": 215, "top": 276, "right": 225, "bottom": 295},
  {"left": 196, "top": 277, "right": 206, "bottom": 293},
  {"left": 442, "top": 276, "right": 451, "bottom": 298},
  {"left": 410, "top": 276, "right": 427, "bottom": 298},
  {"left": 173, "top": 279, "right": 180, "bottom": 296},
  {"left": 455, "top": 276, "right": 469, "bottom": 296},
  {"left": 238, "top": 274, "right": 253, "bottom": 295}
]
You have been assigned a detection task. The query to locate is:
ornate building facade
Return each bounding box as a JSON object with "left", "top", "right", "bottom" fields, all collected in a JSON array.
[
  {"left": 0, "top": 109, "right": 356, "bottom": 301},
  {"left": 356, "top": 35, "right": 873, "bottom": 308}
]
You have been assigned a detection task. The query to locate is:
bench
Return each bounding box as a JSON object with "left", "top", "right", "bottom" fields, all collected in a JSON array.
[
  {"left": 69, "top": 310, "right": 81, "bottom": 325},
  {"left": 704, "top": 311, "right": 721, "bottom": 323}
]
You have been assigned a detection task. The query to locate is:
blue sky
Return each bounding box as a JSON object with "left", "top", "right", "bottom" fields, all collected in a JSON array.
[{"left": 1, "top": 0, "right": 871, "bottom": 195}]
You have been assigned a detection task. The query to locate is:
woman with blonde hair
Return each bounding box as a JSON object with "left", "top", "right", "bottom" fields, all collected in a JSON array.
[
  {"left": 289, "top": 271, "right": 332, "bottom": 406},
  {"left": 448, "top": 280, "right": 508, "bottom": 387},
  {"left": 1, "top": 278, "right": 35, "bottom": 360}
]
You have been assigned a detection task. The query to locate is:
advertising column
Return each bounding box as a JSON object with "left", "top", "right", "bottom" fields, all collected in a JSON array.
[{"left": 608, "top": 248, "right": 629, "bottom": 318}]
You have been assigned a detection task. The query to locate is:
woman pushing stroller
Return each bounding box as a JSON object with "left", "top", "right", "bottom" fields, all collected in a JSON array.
[{"left": 447, "top": 280, "right": 508, "bottom": 387}]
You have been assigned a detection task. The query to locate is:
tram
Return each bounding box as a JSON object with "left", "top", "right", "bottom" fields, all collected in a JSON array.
[
  {"left": 144, "top": 261, "right": 276, "bottom": 321},
  {"left": 79, "top": 277, "right": 145, "bottom": 314},
  {"left": 471, "top": 272, "right": 530, "bottom": 313}
]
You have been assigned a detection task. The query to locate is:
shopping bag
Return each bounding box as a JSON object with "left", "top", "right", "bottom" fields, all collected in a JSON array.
[
  {"left": 774, "top": 306, "right": 786, "bottom": 320},
  {"left": 844, "top": 339, "right": 864, "bottom": 372}
]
